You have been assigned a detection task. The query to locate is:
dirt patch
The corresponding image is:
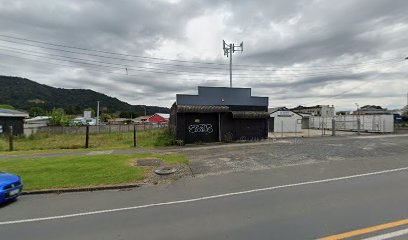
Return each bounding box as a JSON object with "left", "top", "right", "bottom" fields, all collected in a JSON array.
[
  {"left": 134, "top": 158, "right": 163, "bottom": 166},
  {"left": 131, "top": 158, "right": 192, "bottom": 185},
  {"left": 146, "top": 164, "right": 192, "bottom": 185}
]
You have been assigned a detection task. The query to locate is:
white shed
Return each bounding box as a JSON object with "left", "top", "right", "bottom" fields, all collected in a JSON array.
[{"left": 269, "top": 108, "right": 302, "bottom": 132}]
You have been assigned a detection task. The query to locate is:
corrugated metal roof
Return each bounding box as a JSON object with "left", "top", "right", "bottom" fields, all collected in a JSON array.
[
  {"left": 232, "top": 111, "right": 270, "bottom": 119},
  {"left": 177, "top": 105, "right": 230, "bottom": 113},
  {"left": 0, "top": 108, "right": 29, "bottom": 118}
]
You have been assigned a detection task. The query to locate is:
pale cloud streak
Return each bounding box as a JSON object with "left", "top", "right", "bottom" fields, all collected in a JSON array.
[{"left": 0, "top": 0, "right": 407, "bottom": 111}]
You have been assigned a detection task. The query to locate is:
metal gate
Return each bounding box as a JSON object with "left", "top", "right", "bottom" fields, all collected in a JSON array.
[
  {"left": 184, "top": 113, "right": 219, "bottom": 144},
  {"left": 268, "top": 117, "right": 274, "bottom": 132},
  {"left": 235, "top": 118, "right": 266, "bottom": 140}
]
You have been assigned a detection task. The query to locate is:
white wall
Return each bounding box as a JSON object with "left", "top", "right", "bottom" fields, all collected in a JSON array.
[
  {"left": 309, "top": 115, "right": 394, "bottom": 133},
  {"left": 270, "top": 111, "right": 302, "bottom": 132}
]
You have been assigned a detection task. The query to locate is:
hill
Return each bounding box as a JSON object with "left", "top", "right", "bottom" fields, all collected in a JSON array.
[{"left": 0, "top": 75, "right": 169, "bottom": 116}]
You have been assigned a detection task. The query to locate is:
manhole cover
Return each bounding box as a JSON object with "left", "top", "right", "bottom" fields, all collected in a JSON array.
[
  {"left": 154, "top": 167, "right": 177, "bottom": 175},
  {"left": 135, "top": 159, "right": 163, "bottom": 166}
]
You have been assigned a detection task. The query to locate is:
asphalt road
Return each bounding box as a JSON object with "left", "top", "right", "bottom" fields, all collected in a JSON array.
[{"left": 1, "top": 135, "right": 407, "bottom": 239}]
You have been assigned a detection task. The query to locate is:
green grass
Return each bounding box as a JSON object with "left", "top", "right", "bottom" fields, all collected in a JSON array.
[
  {"left": 0, "top": 153, "right": 188, "bottom": 191},
  {"left": 0, "top": 128, "right": 173, "bottom": 152}
]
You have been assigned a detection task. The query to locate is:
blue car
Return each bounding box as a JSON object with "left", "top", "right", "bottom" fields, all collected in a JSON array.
[{"left": 0, "top": 172, "right": 23, "bottom": 204}]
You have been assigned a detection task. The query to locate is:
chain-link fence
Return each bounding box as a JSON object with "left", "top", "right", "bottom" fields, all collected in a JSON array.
[{"left": 0, "top": 124, "right": 170, "bottom": 152}]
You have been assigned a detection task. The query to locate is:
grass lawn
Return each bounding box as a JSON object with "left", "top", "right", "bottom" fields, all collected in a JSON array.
[
  {"left": 0, "top": 128, "right": 173, "bottom": 152},
  {"left": 0, "top": 153, "right": 188, "bottom": 191}
]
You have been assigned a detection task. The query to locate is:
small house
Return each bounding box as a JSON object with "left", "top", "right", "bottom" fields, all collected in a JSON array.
[
  {"left": 0, "top": 108, "right": 29, "bottom": 135},
  {"left": 269, "top": 107, "right": 302, "bottom": 133},
  {"left": 132, "top": 115, "right": 150, "bottom": 123},
  {"left": 148, "top": 113, "right": 169, "bottom": 123}
]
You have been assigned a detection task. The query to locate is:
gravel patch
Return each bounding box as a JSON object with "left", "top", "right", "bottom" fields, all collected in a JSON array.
[{"left": 186, "top": 136, "right": 408, "bottom": 176}]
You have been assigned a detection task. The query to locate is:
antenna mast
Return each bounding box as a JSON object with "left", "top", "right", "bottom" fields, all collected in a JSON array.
[{"left": 223, "top": 40, "right": 243, "bottom": 88}]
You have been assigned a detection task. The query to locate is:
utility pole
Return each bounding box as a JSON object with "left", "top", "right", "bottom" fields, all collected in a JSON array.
[
  {"left": 223, "top": 40, "right": 243, "bottom": 88},
  {"left": 96, "top": 101, "right": 100, "bottom": 126}
]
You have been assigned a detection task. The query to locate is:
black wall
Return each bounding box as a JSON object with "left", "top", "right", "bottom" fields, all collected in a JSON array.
[
  {"left": 175, "top": 111, "right": 268, "bottom": 144},
  {"left": 219, "top": 112, "right": 267, "bottom": 141},
  {"left": 176, "top": 113, "right": 219, "bottom": 144},
  {"left": 0, "top": 117, "right": 25, "bottom": 135}
]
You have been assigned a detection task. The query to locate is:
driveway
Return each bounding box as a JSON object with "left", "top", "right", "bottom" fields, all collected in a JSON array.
[{"left": 186, "top": 135, "right": 408, "bottom": 176}]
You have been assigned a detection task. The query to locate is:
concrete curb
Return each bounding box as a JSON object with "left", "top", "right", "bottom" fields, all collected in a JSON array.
[{"left": 22, "top": 183, "right": 143, "bottom": 195}]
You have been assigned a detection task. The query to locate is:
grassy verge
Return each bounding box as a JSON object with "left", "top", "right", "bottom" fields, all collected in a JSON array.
[
  {"left": 0, "top": 153, "right": 188, "bottom": 191},
  {"left": 0, "top": 128, "right": 173, "bottom": 152}
]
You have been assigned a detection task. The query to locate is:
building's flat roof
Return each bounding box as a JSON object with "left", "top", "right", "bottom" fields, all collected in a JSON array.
[
  {"left": 0, "top": 108, "right": 29, "bottom": 118},
  {"left": 176, "top": 86, "right": 268, "bottom": 107}
]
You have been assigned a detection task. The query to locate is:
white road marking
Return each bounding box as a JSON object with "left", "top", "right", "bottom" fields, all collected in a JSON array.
[
  {"left": 361, "top": 228, "right": 408, "bottom": 240},
  {"left": 1, "top": 166, "right": 408, "bottom": 226}
]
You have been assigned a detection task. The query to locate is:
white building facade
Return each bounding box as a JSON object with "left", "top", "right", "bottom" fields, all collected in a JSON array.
[{"left": 269, "top": 108, "right": 302, "bottom": 133}]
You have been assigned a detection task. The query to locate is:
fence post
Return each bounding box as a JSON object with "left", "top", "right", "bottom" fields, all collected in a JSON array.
[
  {"left": 281, "top": 120, "right": 283, "bottom": 137},
  {"left": 357, "top": 118, "right": 361, "bottom": 135},
  {"left": 332, "top": 118, "right": 336, "bottom": 136},
  {"left": 133, "top": 124, "right": 137, "bottom": 147},
  {"left": 294, "top": 120, "right": 297, "bottom": 138},
  {"left": 85, "top": 125, "right": 89, "bottom": 148},
  {"left": 8, "top": 126, "right": 13, "bottom": 151}
]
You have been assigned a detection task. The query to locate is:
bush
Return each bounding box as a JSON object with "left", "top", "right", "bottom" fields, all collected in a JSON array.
[{"left": 153, "top": 129, "right": 173, "bottom": 146}]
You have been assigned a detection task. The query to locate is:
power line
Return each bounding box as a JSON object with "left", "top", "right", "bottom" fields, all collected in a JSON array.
[
  {"left": 0, "top": 47, "right": 229, "bottom": 77},
  {"left": 0, "top": 46, "right": 229, "bottom": 76},
  {"left": 0, "top": 38, "right": 230, "bottom": 71},
  {"left": 0, "top": 52, "right": 224, "bottom": 82},
  {"left": 0, "top": 45, "right": 399, "bottom": 79},
  {"left": 0, "top": 34, "right": 229, "bottom": 66},
  {"left": 1, "top": 48, "right": 402, "bottom": 84},
  {"left": 2, "top": 36, "right": 397, "bottom": 73},
  {"left": 0, "top": 34, "right": 403, "bottom": 71}
]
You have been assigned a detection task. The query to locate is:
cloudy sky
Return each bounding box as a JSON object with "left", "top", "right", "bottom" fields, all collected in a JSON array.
[{"left": 0, "top": 0, "right": 407, "bottom": 111}]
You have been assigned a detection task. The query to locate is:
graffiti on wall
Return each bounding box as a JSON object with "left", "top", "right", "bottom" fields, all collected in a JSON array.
[{"left": 188, "top": 124, "right": 213, "bottom": 133}]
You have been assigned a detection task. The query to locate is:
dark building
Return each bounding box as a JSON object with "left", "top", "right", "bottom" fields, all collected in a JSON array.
[
  {"left": 170, "top": 86, "right": 269, "bottom": 144},
  {"left": 0, "top": 108, "right": 29, "bottom": 135}
]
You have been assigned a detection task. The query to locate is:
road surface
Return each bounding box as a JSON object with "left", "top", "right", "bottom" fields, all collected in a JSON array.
[{"left": 0, "top": 135, "right": 407, "bottom": 239}]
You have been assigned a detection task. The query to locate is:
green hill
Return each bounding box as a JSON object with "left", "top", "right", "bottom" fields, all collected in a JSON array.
[{"left": 0, "top": 75, "right": 169, "bottom": 115}]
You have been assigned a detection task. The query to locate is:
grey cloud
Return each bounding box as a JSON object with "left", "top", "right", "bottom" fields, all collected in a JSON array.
[{"left": 0, "top": 0, "right": 407, "bottom": 110}]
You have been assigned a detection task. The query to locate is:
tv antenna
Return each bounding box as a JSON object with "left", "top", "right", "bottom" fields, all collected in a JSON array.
[{"left": 223, "top": 40, "right": 243, "bottom": 87}]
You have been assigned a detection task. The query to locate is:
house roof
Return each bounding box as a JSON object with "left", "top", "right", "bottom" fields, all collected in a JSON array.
[
  {"left": 154, "top": 113, "right": 170, "bottom": 119},
  {"left": 268, "top": 107, "right": 288, "bottom": 113},
  {"left": 269, "top": 107, "right": 303, "bottom": 117},
  {"left": 25, "top": 116, "right": 51, "bottom": 123},
  {"left": 132, "top": 115, "right": 151, "bottom": 122},
  {"left": 0, "top": 108, "right": 29, "bottom": 118}
]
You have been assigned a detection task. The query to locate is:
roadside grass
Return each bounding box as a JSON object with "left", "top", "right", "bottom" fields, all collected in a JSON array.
[
  {"left": 0, "top": 153, "right": 188, "bottom": 191},
  {"left": 0, "top": 128, "right": 173, "bottom": 152}
]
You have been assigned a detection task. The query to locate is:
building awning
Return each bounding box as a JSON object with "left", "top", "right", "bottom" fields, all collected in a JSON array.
[
  {"left": 232, "top": 111, "right": 270, "bottom": 119},
  {"left": 177, "top": 105, "right": 230, "bottom": 113}
]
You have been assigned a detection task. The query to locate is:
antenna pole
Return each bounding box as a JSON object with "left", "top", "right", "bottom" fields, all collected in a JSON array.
[
  {"left": 229, "top": 43, "right": 232, "bottom": 88},
  {"left": 223, "top": 40, "right": 243, "bottom": 88}
]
